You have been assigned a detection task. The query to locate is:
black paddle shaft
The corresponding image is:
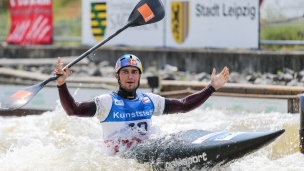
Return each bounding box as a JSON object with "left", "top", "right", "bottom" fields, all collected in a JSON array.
[
  {"left": 51, "top": 0, "right": 166, "bottom": 82},
  {"left": 67, "top": 24, "right": 131, "bottom": 69},
  {"left": 47, "top": 23, "right": 132, "bottom": 83}
]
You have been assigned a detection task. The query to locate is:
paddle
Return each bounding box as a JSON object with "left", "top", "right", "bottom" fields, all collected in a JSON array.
[{"left": 0, "top": 0, "right": 165, "bottom": 111}]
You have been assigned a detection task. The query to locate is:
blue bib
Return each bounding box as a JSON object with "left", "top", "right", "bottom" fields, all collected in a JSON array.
[{"left": 102, "top": 92, "right": 155, "bottom": 123}]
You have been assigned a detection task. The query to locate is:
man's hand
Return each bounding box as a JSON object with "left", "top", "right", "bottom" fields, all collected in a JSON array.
[
  {"left": 210, "top": 66, "right": 229, "bottom": 90},
  {"left": 53, "top": 57, "right": 70, "bottom": 86}
]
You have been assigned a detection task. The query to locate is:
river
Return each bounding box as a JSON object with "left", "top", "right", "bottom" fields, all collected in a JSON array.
[{"left": 0, "top": 100, "right": 303, "bottom": 171}]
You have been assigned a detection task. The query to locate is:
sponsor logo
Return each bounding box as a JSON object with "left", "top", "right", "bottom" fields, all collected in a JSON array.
[
  {"left": 141, "top": 97, "right": 150, "bottom": 103},
  {"left": 214, "top": 132, "right": 244, "bottom": 141},
  {"left": 171, "top": 1, "right": 190, "bottom": 44},
  {"left": 192, "top": 132, "right": 222, "bottom": 144},
  {"left": 91, "top": 2, "right": 107, "bottom": 41},
  {"left": 113, "top": 109, "right": 153, "bottom": 119},
  {"left": 165, "top": 152, "right": 207, "bottom": 169},
  {"left": 10, "top": 90, "right": 33, "bottom": 100},
  {"left": 130, "top": 58, "right": 137, "bottom": 66},
  {"left": 115, "top": 61, "right": 121, "bottom": 71},
  {"left": 192, "top": 132, "right": 245, "bottom": 144},
  {"left": 125, "top": 58, "right": 137, "bottom": 66},
  {"left": 137, "top": 3, "right": 155, "bottom": 22},
  {"left": 10, "top": 0, "right": 52, "bottom": 7},
  {"left": 114, "top": 100, "right": 124, "bottom": 106}
]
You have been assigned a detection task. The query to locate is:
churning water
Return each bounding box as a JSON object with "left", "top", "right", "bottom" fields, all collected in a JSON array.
[{"left": 0, "top": 100, "right": 303, "bottom": 171}]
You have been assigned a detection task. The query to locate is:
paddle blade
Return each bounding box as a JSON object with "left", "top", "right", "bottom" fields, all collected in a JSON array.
[
  {"left": 128, "top": 0, "right": 165, "bottom": 27},
  {"left": 0, "top": 82, "right": 44, "bottom": 111}
]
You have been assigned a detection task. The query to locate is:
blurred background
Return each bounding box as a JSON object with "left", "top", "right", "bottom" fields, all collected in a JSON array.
[
  {"left": 0, "top": 0, "right": 303, "bottom": 49},
  {"left": 260, "top": 0, "right": 304, "bottom": 50},
  {"left": 0, "top": 0, "right": 82, "bottom": 46}
]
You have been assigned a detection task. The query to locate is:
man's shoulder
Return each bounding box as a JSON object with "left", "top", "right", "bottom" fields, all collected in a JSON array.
[
  {"left": 143, "top": 92, "right": 164, "bottom": 99},
  {"left": 93, "top": 93, "right": 113, "bottom": 107},
  {"left": 95, "top": 93, "right": 112, "bottom": 100}
]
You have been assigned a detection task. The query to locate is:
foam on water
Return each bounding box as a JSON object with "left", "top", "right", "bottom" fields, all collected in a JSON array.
[{"left": 0, "top": 101, "right": 302, "bottom": 171}]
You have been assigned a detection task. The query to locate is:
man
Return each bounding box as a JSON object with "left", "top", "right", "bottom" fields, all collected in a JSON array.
[{"left": 53, "top": 54, "right": 229, "bottom": 154}]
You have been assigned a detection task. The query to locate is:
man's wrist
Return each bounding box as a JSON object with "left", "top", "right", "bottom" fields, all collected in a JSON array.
[
  {"left": 208, "top": 84, "right": 216, "bottom": 92},
  {"left": 57, "top": 82, "right": 66, "bottom": 88}
]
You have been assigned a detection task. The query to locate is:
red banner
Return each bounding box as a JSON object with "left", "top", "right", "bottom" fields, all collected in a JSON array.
[
  {"left": 7, "top": 0, "right": 53, "bottom": 45},
  {"left": 260, "top": 0, "right": 264, "bottom": 5}
]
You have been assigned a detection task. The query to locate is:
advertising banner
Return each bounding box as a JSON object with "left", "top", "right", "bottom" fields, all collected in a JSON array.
[
  {"left": 82, "top": 0, "right": 259, "bottom": 49},
  {"left": 7, "top": 0, "right": 53, "bottom": 45},
  {"left": 165, "top": 0, "right": 259, "bottom": 49},
  {"left": 82, "top": 0, "right": 164, "bottom": 47}
]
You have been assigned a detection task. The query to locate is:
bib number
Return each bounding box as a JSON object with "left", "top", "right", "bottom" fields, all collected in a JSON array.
[{"left": 128, "top": 122, "right": 148, "bottom": 135}]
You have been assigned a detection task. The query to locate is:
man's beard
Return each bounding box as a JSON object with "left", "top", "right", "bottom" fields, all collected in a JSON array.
[
  {"left": 117, "top": 83, "right": 139, "bottom": 100},
  {"left": 117, "top": 77, "right": 141, "bottom": 99},
  {"left": 121, "top": 82, "right": 138, "bottom": 92}
]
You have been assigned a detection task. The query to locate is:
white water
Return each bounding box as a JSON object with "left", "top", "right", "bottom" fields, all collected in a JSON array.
[{"left": 0, "top": 100, "right": 303, "bottom": 171}]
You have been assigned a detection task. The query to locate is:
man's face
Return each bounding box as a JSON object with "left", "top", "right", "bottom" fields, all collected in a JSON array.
[{"left": 116, "top": 66, "right": 141, "bottom": 92}]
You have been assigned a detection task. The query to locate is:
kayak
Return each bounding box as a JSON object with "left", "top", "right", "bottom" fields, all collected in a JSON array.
[{"left": 122, "top": 129, "right": 285, "bottom": 170}]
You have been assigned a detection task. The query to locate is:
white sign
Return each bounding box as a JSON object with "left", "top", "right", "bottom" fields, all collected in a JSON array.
[
  {"left": 82, "top": 0, "right": 259, "bottom": 49},
  {"left": 165, "top": 0, "right": 259, "bottom": 49},
  {"left": 82, "top": 0, "right": 164, "bottom": 47}
]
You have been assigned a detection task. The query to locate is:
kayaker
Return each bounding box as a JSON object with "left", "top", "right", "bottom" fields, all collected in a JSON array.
[{"left": 53, "top": 54, "right": 229, "bottom": 154}]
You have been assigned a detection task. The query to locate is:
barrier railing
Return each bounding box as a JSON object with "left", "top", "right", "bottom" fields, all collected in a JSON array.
[{"left": 260, "top": 40, "right": 304, "bottom": 46}]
